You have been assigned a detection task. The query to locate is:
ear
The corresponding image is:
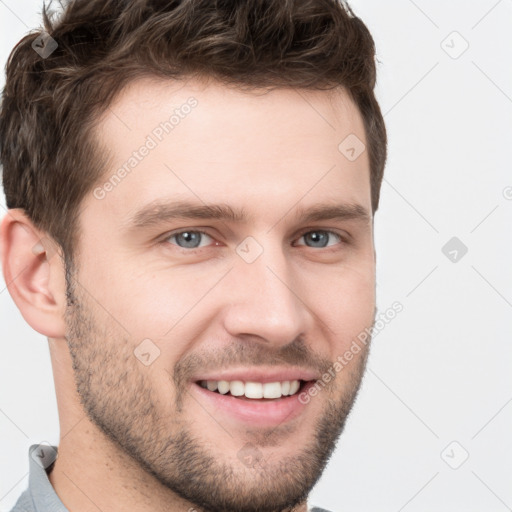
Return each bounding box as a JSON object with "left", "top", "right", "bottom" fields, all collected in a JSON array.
[{"left": 0, "top": 208, "right": 67, "bottom": 338}]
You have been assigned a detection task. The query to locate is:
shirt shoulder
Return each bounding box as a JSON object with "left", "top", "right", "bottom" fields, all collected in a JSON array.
[
  {"left": 310, "top": 508, "right": 334, "bottom": 512},
  {"left": 8, "top": 489, "right": 34, "bottom": 512}
]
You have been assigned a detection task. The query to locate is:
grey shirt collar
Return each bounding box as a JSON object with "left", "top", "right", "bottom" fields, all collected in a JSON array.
[{"left": 27, "top": 443, "right": 69, "bottom": 512}]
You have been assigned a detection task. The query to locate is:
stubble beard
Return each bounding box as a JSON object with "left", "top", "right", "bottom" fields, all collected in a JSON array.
[{"left": 63, "top": 263, "right": 371, "bottom": 512}]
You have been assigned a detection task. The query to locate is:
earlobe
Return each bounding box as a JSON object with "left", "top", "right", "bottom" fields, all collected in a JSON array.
[{"left": 0, "top": 209, "right": 67, "bottom": 339}]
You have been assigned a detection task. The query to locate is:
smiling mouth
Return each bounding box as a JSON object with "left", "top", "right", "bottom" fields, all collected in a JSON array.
[{"left": 196, "top": 379, "right": 309, "bottom": 400}]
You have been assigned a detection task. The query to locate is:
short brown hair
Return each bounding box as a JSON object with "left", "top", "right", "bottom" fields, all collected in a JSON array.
[{"left": 0, "top": 0, "right": 386, "bottom": 265}]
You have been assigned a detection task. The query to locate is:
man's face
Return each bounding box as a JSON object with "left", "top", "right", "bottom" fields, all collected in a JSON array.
[{"left": 65, "top": 78, "right": 376, "bottom": 512}]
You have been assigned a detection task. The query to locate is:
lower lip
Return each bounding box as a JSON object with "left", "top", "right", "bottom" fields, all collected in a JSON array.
[{"left": 191, "top": 382, "right": 312, "bottom": 427}]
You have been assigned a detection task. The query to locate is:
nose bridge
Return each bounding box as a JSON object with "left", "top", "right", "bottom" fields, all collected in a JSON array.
[{"left": 222, "top": 238, "right": 311, "bottom": 344}]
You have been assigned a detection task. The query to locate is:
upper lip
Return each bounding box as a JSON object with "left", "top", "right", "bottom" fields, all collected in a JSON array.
[{"left": 193, "top": 367, "right": 319, "bottom": 384}]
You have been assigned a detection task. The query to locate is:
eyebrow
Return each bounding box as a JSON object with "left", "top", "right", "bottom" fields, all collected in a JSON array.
[{"left": 125, "top": 199, "right": 371, "bottom": 231}]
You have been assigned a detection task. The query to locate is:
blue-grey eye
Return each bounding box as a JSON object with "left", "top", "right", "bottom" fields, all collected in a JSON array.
[
  {"left": 168, "top": 231, "right": 213, "bottom": 249},
  {"left": 297, "top": 231, "right": 341, "bottom": 248}
]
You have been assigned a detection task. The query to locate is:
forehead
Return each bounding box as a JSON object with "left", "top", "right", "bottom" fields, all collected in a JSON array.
[{"left": 85, "top": 77, "right": 370, "bottom": 231}]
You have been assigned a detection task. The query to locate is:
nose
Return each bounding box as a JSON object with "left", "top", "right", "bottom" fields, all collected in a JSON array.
[{"left": 221, "top": 242, "right": 314, "bottom": 347}]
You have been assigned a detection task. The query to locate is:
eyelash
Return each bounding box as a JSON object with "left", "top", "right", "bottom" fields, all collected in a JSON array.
[{"left": 161, "top": 228, "right": 347, "bottom": 253}]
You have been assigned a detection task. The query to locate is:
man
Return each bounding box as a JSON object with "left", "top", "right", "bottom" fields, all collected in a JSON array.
[{"left": 0, "top": 0, "right": 386, "bottom": 511}]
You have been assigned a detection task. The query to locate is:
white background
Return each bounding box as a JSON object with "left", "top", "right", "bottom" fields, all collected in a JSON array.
[{"left": 1, "top": 1, "right": 511, "bottom": 511}]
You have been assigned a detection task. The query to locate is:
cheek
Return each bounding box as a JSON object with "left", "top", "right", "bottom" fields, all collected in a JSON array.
[
  {"left": 307, "top": 260, "right": 375, "bottom": 351},
  {"left": 90, "top": 259, "right": 227, "bottom": 340}
]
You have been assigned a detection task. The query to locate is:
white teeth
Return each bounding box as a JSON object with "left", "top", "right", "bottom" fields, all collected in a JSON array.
[
  {"left": 245, "top": 382, "right": 263, "bottom": 399},
  {"left": 289, "top": 380, "right": 300, "bottom": 395},
  {"left": 229, "top": 380, "right": 244, "bottom": 396},
  {"left": 199, "top": 379, "right": 302, "bottom": 399},
  {"left": 217, "top": 380, "right": 230, "bottom": 394},
  {"left": 263, "top": 382, "right": 282, "bottom": 399},
  {"left": 206, "top": 380, "right": 218, "bottom": 392}
]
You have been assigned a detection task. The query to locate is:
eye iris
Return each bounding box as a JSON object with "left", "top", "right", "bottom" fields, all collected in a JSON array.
[
  {"left": 176, "top": 231, "right": 201, "bottom": 248},
  {"left": 305, "top": 232, "right": 328, "bottom": 248}
]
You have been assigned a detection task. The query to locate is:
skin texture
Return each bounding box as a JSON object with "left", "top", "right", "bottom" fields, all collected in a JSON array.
[{"left": 1, "top": 77, "right": 376, "bottom": 512}]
